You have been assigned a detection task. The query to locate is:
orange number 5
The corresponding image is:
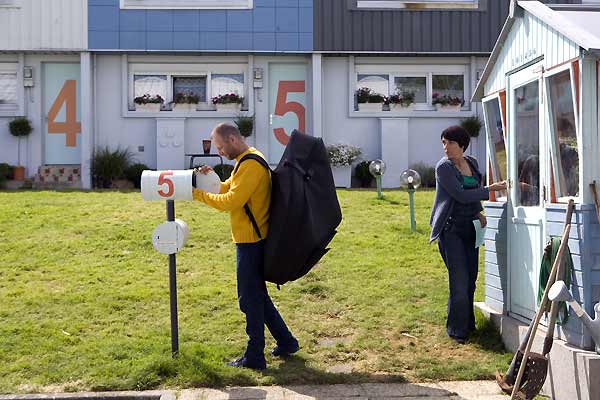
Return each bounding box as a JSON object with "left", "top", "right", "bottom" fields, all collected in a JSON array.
[
  {"left": 273, "top": 81, "right": 305, "bottom": 146},
  {"left": 158, "top": 171, "right": 174, "bottom": 198},
  {"left": 47, "top": 80, "right": 81, "bottom": 147}
]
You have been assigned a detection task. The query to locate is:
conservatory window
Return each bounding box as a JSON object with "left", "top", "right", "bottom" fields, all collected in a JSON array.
[
  {"left": 547, "top": 68, "right": 579, "bottom": 201},
  {"left": 515, "top": 80, "right": 540, "bottom": 207},
  {"left": 120, "top": 0, "right": 252, "bottom": 9},
  {"left": 483, "top": 95, "right": 507, "bottom": 200}
]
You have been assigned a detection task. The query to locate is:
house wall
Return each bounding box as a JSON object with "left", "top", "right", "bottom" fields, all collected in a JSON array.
[
  {"left": 88, "top": 0, "right": 313, "bottom": 52},
  {"left": 0, "top": 0, "right": 87, "bottom": 50}
]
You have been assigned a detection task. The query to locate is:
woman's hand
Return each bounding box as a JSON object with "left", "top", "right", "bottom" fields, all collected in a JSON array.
[
  {"left": 488, "top": 180, "right": 507, "bottom": 192},
  {"left": 477, "top": 213, "right": 487, "bottom": 228}
]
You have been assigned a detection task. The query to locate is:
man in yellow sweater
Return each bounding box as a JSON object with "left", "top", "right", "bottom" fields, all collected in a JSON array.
[{"left": 193, "top": 123, "right": 298, "bottom": 370}]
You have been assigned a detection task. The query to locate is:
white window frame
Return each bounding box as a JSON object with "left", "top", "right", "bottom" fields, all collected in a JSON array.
[
  {"left": 0, "top": 0, "right": 20, "bottom": 8},
  {"left": 390, "top": 74, "right": 429, "bottom": 106},
  {"left": 356, "top": 0, "right": 478, "bottom": 10},
  {"left": 0, "top": 62, "right": 21, "bottom": 116},
  {"left": 482, "top": 92, "right": 508, "bottom": 202},
  {"left": 543, "top": 63, "right": 581, "bottom": 203},
  {"left": 351, "top": 61, "right": 470, "bottom": 116},
  {"left": 120, "top": 0, "right": 252, "bottom": 10},
  {"left": 127, "top": 61, "right": 248, "bottom": 115}
]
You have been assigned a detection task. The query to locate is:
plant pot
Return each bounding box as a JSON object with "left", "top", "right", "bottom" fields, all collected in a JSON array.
[
  {"left": 331, "top": 165, "right": 351, "bottom": 188},
  {"left": 202, "top": 139, "right": 212, "bottom": 155},
  {"left": 390, "top": 103, "right": 415, "bottom": 112},
  {"left": 435, "top": 104, "right": 462, "bottom": 112},
  {"left": 13, "top": 165, "right": 25, "bottom": 181},
  {"left": 357, "top": 103, "right": 383, "bottom": 112},
  {"left": 173, "top": 103, "right": 197, "bottom": 112},
  {"left": 216, "top": 103, "right": 242, "bottom": 113},
  {"left": 135, "top": 103, "right": 161, "bottom": 112}
]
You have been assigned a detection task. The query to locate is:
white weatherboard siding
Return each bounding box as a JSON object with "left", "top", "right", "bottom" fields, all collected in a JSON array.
[
  {"left": 0, "top": 0, "right": 87, "bottom": 50},
  {"left": 484, "top": 11, "right": 580, "bottom": 96}
]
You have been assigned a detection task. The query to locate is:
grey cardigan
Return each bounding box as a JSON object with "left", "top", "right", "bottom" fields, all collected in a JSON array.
[{"left": 429, "top": 156, "right": 489, "bottom": 242}]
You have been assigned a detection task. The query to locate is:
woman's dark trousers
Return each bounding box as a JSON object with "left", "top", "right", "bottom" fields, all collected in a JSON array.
[
  {"left": 437, "top": 217, "right": 479, "bottom": 340},
  {"left": 236, "top": 240, "right": 296, "bottom": 363}
]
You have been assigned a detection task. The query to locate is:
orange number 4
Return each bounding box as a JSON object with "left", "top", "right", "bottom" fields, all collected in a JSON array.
[{"left": 47, "top": 80, "right": 81, "bottom": 148}]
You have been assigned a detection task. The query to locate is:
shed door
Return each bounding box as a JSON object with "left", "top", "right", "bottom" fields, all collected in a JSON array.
[{"left": 507, "top": 62, "right": 546, "bottom": 320}]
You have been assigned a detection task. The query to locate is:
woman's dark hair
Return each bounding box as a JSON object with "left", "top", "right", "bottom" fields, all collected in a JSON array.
[{"left": 441, "top": 125, "right": 470, "bottom": 151}]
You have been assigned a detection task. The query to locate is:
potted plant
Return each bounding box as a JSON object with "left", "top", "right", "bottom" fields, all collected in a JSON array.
[
  {"left": 326, "top": 143, "right": 362, "bottom": 188},
  {"left": 234, "top": 114, "right": 254, "bottom": 138},
  {"left": 460, "top": 116, "right": 483, "bottom": 138},
  {"left": 388, "top": 90, "right": 416, "bottom": 112},
  {"left": 354, "top": 160, "right": 374, "bottom": 188},
  {"left": 134, "top": 94, "right": 164, "bottom": 112},
  {"left": 356, "top": 87, "right": 385, "bottom": 112},
  {"left": 172, "top": 91, "right": 199, "bottom": 112},
  {"left": 212, "top": 93, "right": 243, "bottom": 113},
  {"left": 8, "top": 117, "right": 33, "bottom": 181},
  {"left": 432, "top": 92, "right": 463, "bottom": 111}
]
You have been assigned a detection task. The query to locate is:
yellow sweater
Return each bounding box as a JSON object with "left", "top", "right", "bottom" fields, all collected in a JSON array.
[{"left": 192, "top": 147, "right": 270, "bottom": 243}]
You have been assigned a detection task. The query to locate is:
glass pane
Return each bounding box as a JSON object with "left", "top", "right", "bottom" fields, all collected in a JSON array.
[
  {"left": 356, "top": 74, "right": 389, "bottom": 97},
  {"left": 0, "top": 73, "right": 17, "bottom": 104},
  {"left": 394, "top": 76, "right": 426, "bottom": 103},
  {"left": 432, "top": 74, "right": 464, "bottom": 104},
  {"left": 211, "top": 73, "right": 244, "bottom": 97},
  {"left": 134, "top": 75, "right": 167, "bottom": 99},
  {"left": 484, "top": 97, "right": 507, "bottom": 198},
  {"left": 173, "top": 76, "right": 206, "bottom": 102},
  {"left": 515, "top": 80, "right": 540, "bottom": 206},
  {"left": 548, "top": 70, "right": 578, "bottom": 198}
]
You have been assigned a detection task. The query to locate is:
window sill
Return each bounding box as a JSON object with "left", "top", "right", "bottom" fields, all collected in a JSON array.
[
  {"left": 124, "top": 109, "right": 248, "bottom": 118},
  {"left": 120, "top": 0, "right": 252, "bottom": 9},
  {"left": 349, "top": 109, "right": 474, "bottom": 118}
]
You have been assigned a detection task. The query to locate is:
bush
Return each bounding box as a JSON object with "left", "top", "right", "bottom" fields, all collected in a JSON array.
[
  {"left": 234, "top": 115, "right": 254, "bottom": 138},
  {"left": 326, "top": 143, "right": 362, "bottom": 167},
  {"left": 91, "top": 146, "right": 132, "bottom": 188},
  {"left": 8, "top": 117, "right": 33, "bottom": 137},
  {"left": 409, "top": 162, "right": 436, "bottom": 188},
  {"left": 0, "top": 162, "right": 11, "bottom": 188},
  {"left": 213, "top": 163, "right": 234, "bottom": 182},
  {"left": 125, "top": 162, "right": 149, "bottom": 189},
  {"left": 460, "top": 116, "right": 483, "bottom": 138},
  {"left": 354, "top": 161, "right": 373, "bottom": 188}
]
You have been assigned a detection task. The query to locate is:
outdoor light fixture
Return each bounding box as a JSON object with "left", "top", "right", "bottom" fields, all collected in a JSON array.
[
  {"left": 369, "top": 159, "right": 386, "bottom": 199},
  {"left": 399, "top": 169, "right": 421, "bottom": 232}
]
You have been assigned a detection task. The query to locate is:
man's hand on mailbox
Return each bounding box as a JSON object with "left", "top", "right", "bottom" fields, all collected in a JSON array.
[{"left": 195, "top": 165, "right": 213, "bottom": 175}]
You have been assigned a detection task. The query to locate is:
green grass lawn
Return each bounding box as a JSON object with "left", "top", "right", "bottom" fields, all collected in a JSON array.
[{"left": 0, "top": 189, "right": 511, "bottom": 393}]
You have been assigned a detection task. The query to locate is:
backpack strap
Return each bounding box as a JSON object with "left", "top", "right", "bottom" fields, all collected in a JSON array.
[{"left": 234, "top": 153, "right": 271, "bottom": 240}]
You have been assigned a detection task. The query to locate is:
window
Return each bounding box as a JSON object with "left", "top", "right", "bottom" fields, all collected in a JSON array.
[
  {"left": 0, "top": 0, "right": 19, "bottom": 7},
  {"left": 433, "top": 74, "right": 464, "bottom": 106},
  {"left": 394, "top": 77, "right": 427, "bottom": 103},
  {"left": 515, "top": 80, "right": 540, "bottom": 207},
  {"left": 483, "top": 95, "right": 507, "bottom": 200},
  {"left": 134, "top": 75, "right": 168, "bottom": 102},
  {"left": 546, "top": 68, "right": 579, "bottom": 200},
  {"left": 0, "top": 63, "right": 18, "bottom": 112},
  {"left": 173, "top": 76, "right": 206, "bottom": 103},
  {"left": 211, "top": 74, "right": 244, "bottom": 99},
  {"left": 120, "top": 0, "right": 252, "bottom": 9},
  {"left": 355, "top": 0, "right": 479, "bottom": 10},
  {"left": 357, "top": 74, "right": 389, "bottom": 97}
]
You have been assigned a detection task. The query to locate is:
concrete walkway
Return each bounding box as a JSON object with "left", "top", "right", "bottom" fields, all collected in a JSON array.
[{"left": 0, "top": 381, "right": 511, "bottom": 400}]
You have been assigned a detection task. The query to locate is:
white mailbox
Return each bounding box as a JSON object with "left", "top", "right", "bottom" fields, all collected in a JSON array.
[
  {"left": 141, "top": 170, "right": 221, "bottom": 201},
  {"left": 152, "top": 219, "right": 190, "bottom": 255}
]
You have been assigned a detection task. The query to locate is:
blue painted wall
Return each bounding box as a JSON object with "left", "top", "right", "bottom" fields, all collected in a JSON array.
[{"left": 89, "top": 0, "right": 313, "bottom": 52}]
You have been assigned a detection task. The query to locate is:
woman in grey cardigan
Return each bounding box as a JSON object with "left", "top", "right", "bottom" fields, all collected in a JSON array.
[{"left": 430, "top": 126, "right": 506, "bottom": 344}]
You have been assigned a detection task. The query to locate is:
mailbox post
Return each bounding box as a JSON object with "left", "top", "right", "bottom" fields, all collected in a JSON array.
[{"left": 141, "top": 169, "right": 221, "bottom": 355}]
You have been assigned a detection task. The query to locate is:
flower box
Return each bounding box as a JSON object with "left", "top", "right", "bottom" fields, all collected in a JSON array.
[
  {"left": 135, "top": 103, "right": 161, "bottom": 112},
  {"left": 173, "top": 103, "right": 197, "bottom": 112},
  {"left": 357, "top": 103, "right": 383, "bottom": 112},
  {"left": 390, "top": 103, "right": 415, "bottom": 112},
  {"left": 331, "top": 165, "right": 352, "bottom": 188},
  {"left": 216, "top": 103, "right": 242, "bottom": 113},
  {"left": 435, "top": 104, "right": 462, "bottom": 112}
]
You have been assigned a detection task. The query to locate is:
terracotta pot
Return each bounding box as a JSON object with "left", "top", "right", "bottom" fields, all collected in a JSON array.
[
  {"left": 13, "top": 166, "right": 25, "bottom": 181},
  {"left": 202, "top": 139, "right": 212, "bottom": 154}
]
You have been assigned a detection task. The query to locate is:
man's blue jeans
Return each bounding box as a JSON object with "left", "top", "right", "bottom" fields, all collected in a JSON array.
[
  {"left": 236, "top": 240, "right": 297, "bottom": 362},
  {"left": 437, "top": 216, "right": 479, "bottom": 340}
]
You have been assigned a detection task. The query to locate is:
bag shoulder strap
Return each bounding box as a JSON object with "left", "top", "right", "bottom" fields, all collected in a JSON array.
[{"left": 233, "top": 153, "right": 271, "bottom": 239}]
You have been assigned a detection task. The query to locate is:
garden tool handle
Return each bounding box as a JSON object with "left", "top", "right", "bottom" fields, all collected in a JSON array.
[{"left": 510, "top": 223, "right": 572, "bottom": 400}]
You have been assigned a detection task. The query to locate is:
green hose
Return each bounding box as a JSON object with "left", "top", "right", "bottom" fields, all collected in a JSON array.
[{"left": 537, "top": 236, "right": 573, "bottom": 325}]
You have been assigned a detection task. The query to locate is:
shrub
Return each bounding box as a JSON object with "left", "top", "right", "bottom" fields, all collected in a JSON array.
[
  {"left": 354, "top": 161, "right": 373, "bottom": 188},
  {"left": 9, "top": 117, "right": 33, "bottom": 137},
  {"left": 91, "top": 147, "right": 132, "bottom": 188},
  {"left": 213, "top": 163, "right": 234, "bottom": 182},
  {"left": 125, "top": 162, "right": 149, "bottom": 189},
  {"left": 234, "top": 115, "right": 254, "bottom": 138},
  {"left": 409, "top": 162, "right": 436, "bottom": 188},
  {"left": 326, "top": 143, "right": 362, "bottom": 167},
  {"left": 460, "top": 116, "right": 483, "bottom": 138},
  {"left": 0, "top": 162, "right": 11, "bottom": 188}
]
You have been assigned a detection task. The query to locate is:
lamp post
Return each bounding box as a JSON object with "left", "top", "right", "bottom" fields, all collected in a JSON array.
[
  {"left": 369, "top": 159, "right": 386, "bottom": 199},
  {"left": 399, "top": 169, "right": 421, "bottom": 232}
]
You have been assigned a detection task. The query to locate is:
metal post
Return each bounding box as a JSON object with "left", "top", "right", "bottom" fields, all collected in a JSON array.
[
  {"left": 376, "top": 175, "right": 382, "bottom": 199},
  {"left": 166, "top": 200, "right": 179, "bottom": 356},
  {"left": 408, "top": 189, "right": 416, "bottom": 232}
]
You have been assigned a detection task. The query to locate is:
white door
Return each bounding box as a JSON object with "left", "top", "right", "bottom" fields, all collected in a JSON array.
[{"left": 507, "top": 62, "right": 546, "bottom": 320}]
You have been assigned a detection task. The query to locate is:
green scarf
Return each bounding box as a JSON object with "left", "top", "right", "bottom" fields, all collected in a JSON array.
[{"left": 538, "top": 236, "right": 573, "bottom": 325}]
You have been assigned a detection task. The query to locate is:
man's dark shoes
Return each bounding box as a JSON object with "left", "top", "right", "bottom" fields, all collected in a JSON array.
[
  {"left": 227, "top": 355, "right": 266, "bottom": 370},
  {"left": 270, "top": 341, "right": 300, "bottom": 357}
]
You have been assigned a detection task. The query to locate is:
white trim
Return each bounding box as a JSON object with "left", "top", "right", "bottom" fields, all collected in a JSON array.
[
  {"left": 482, "top": 92, "right": 508, "bottom": 202},
  {"left": 0, "top": 0, "right": 20, "bottom": 8},
  {"left": 312, "top": 53, "right": 323, "bottom": 138},
  {"left": 120, "top": 0, "right": 252, "bottom": 9}
]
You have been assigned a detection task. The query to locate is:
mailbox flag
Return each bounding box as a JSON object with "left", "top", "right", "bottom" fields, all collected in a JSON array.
[{"left": 234, "top": 130, "right": 342, "bottom": 285}]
